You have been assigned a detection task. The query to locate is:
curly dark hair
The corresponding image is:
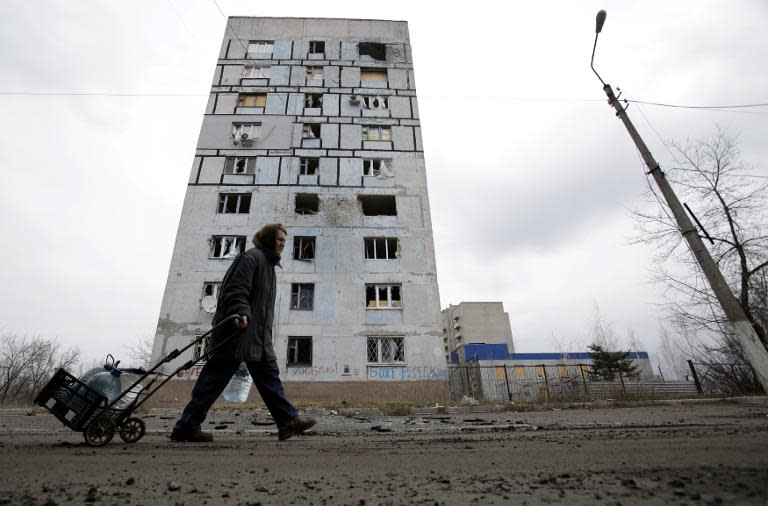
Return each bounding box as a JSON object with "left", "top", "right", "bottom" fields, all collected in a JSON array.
[{"left": 252, "top": 223, "right": 287, "bottom": 262}]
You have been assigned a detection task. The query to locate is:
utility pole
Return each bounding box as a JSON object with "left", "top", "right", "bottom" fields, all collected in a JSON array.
[{"left": 590, "top": 10, "right": 768, "bottom": 392}]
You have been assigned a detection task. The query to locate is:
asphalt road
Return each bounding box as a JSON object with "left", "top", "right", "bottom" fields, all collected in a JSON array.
[{"left": 1, "top": 398, "right": 767, "bottom": 505}]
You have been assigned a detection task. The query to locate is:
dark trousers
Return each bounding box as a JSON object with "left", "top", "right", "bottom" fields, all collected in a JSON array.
[{"left": 175, "top": 359, "right": 299, "bottom": 431}]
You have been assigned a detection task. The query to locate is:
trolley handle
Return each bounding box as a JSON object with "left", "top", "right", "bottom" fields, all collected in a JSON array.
[{"left": 106, "top": 314, "right": 240, "bottom": 412}]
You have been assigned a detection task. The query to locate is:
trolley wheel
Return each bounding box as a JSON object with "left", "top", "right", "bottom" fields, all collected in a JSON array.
[
  {"left": 84, "top": 416, "right": 116, "bottom": 447},
  {"left": 119, "top": 417, "right": 146, "bottom": 443}
]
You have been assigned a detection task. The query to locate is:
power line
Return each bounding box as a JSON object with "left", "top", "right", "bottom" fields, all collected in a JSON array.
[
  {"left": 626, "top": 99, "right": 768, "bottom": 110},
  {"left": 0, "top": 91, "right": 205, "bottom": 97}
]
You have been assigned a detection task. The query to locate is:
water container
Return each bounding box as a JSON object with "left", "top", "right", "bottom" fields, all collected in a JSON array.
[
  {"left": 115, "top": 372, "right": 145, "bottom": 410},
  {"left": 84, "top": 369, "right": 122, "bottom": 406},
  {"left": 223, "top": 363, "right": 252, "bottom": 403}
]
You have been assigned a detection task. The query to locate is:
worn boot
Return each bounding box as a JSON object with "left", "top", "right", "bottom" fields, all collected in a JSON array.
[
  {"left": 170, "top": 427, "right": 214, "bottom": 442},
  {"left": 277, "top": 416, "right": 317, "bottom": 441}
]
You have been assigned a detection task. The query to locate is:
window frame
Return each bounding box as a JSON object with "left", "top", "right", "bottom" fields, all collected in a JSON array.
[
  {"left": 287, "top": 336, "right": 313, "bottom": 367},
  {"left": 224, "top": 156, "right": 255, "bottom": 175},
  {"left": 299, "top": 157, "right": 319, "bottom": 176},
  {"left": 367, "top": 336, "right": 405, "bottom": 364},
  {"left": 290, "top": 283, "right": 315, "bottom": 310},
  {"left": 365, "top": 283, "right": 402, "bottom": 309},
  {"left": 209, "top": 235, "right": 246, "bottom": 259},
  {"left": 364, "top": 237, "right": 399, "bottom": 260},
  {"left": 293, "top": 236, "right": 316, "bottom": 261},
  {"left": 216, "top": 193, "right": 251, "bottom": 214},
  {"left": 304, "top": 93, "right": 323, "bottom": 109},
  {"left": 362, "top": 95, "right": 389, "bottom": 110},
  {"left": 362, "top": 125, "right": 391, "bottom": 141},
  {"left": 302, "top": 123, "right": 321, "bottom": 140},
  {"left": 308, "top": 41, "right": 325, "bottom": 56}
]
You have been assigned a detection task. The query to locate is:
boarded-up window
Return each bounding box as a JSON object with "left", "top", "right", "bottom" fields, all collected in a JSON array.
[
  {"left": 515, "top": 366, "right": 526, "bottom": 380},
  {"left": 238, "top": 94, "right": 267, "bottom": 107},
  {"left": 360, "top": 68, "right": 388, "bottom": 82},
  {"left": 242, "top": 65, "right": 270, "bottom": 79},
  {"left": 495, "top": 366, "right": 507, "bottom": 380},
  {"left": 247, "top": 41, "right": 274, "bottom": 58},
  {"left": 362, "top": 125, "right": 391, "bottom": 141}
]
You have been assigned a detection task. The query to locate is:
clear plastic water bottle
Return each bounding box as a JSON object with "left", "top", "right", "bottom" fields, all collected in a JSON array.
[
  {"left": 84, "top": 368, "right": 122, "bottom": 405},
  {"left": 223, "top": 362, "right": 252, "bottom": 403}
]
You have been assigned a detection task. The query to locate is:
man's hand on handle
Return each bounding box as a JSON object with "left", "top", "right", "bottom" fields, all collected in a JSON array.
[{"left": 234, "top": 314, "right": 249, "bottom": 329}]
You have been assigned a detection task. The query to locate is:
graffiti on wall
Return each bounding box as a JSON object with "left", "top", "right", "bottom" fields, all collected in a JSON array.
[{"left": 367, "top": 366, "right": 448, "bottom": 381}]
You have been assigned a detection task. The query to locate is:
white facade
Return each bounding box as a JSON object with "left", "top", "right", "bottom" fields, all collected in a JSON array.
[{"left": 151, "top": 18, "right": 444, "bottom": 384}]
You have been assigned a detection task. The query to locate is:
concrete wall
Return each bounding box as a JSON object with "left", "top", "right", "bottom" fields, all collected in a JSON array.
[
  {"left": 152, "top": 18, "right": 444, "bottom": 393},
  {"left": 441, "top": 302, "right": 515, "bottom": 361}
]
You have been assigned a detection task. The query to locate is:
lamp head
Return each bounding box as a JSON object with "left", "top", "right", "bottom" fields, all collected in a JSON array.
[{"left": 596, "top": 10, "right": 607, "bottom": 34}]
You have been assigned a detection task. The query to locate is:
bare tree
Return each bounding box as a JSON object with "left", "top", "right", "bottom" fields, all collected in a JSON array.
[
  {"left": 121, "top": 336, "right": 154, "bottom": 368},
  {"left": 632, "top": 126, "right": 768, "bottom": 363},
  {"left": 0, "top": 333, "right": 80, "bottom": 404}
]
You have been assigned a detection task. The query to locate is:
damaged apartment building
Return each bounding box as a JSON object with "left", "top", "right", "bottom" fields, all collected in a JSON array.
[{"left": 151, "top": 18, "right": 445, "bottom": 401}]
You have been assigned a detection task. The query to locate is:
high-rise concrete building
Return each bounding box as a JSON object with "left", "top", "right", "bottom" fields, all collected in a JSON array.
[
  {"left": 151, "top": 18, "right": 444, "bottom": 401},
  {"left": 442, "top": 302, "right": 515, "bottom": 363}
]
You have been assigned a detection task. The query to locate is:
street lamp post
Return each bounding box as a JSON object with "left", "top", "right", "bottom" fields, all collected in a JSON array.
[{"left": 590, "top": 10, "right": 768, "bottom": 392}]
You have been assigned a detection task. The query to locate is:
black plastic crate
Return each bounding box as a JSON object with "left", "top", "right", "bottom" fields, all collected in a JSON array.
[{"left": 34, "top": 368, "right": 107, "bottom": 431}]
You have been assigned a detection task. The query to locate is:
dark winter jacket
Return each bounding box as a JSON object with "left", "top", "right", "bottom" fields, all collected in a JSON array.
[{"left": 210, "top": 246, "right": 278, "bottom": 362}]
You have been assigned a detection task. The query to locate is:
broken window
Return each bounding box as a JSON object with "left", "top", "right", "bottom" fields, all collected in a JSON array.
[
  {"left": 360, "top": 68, "right": 388, "bottom": 83},
  {"left": 210, "top": 236, "right": 246, "bottom": 258},
  {"left": 363, "top": 96, "right": 388, "bottom": 110},
  {"left": 358, "top": 195, "right": 396, "bottom": 216},
  {"left": 306, "top": 66, "right": 324, "bottom": 80},
  {"left": 290, "top": 283, "right": 314, "bottom": 310},
  {"left": 363, "top": 159, "right": 390, "bottom": 177},
  {"left": 365, "top": 284, "right": 402, "bottom": 309},
  {"left": 302, "top": 123, "right": 321, "bottom": 139},
  {"left": 367, "top": 336, "right": 404, "bottom": 363},
  {"left": 242, "top": 65, "right": 270, "bottom": 79},
  {"left": 308, "top": 41, "right": 325, "bottom": 56},
  {"left": 247, "top": 40, "right": 274, "bottom": 58},
  {"left": 192, "top": 334, "right": 212, "bottom": 361},
  {"left": 295, "top": 193, "right": 319, "bottom": 214},
  {"left": 293, "top": 236, "right": 316, "bottom": 261},
  {"left": 224, "top": 157, "right": 255, "bottom": 175},
  {"left": 299, "top": 158, "right": 319, "bottom": 176},
  {"left": 304, "top": 93, "right": 323, "bottom": 108},
  {"left": 287, "top": 337, "right": 312, "bottom": 366},
  {"left": 358, "top": 42, "right": 386, "bottom": 61},
  {"left": 361, "top": 125, "right": 391, "bottom": 142},
  {"left": 364, "top": 238, "right": 399, "bottom": 259},
  {"left": 231, "top": 123, "right": 261, "bottom": 143},
  {"left": 217, "top": 193, "right": 251, "bottom": 214},
  {"left": 237, "top": 94, "right": 267, "bottom": 108},
  {"left": 200, "top": 282, "right": 221, "bottom": 314}
]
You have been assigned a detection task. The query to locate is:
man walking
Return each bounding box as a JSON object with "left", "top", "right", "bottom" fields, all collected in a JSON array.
[{"left": 171, "top": 223, "right": 316, "bottom": 442}]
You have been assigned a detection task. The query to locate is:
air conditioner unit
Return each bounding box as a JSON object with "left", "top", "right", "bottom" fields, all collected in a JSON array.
[{"left": 349, "top": 95, "right": 360, "bottom": 104}]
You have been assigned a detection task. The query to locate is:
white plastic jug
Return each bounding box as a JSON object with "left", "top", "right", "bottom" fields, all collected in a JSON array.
[{"left": 223, "top": 362, "right": 252, "bottom": 403}]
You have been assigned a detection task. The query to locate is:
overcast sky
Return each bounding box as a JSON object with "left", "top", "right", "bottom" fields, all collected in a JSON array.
[{"left": 1, "top": 0, "right": 766, "bottom": 371}]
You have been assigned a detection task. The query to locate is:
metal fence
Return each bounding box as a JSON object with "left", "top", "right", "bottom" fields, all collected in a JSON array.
[
  {"left": 447, "top": 363, "right": 699, "bottom": 402},
  {"left": 687, "top": 360, "right": 764, "bottom": 395}
]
